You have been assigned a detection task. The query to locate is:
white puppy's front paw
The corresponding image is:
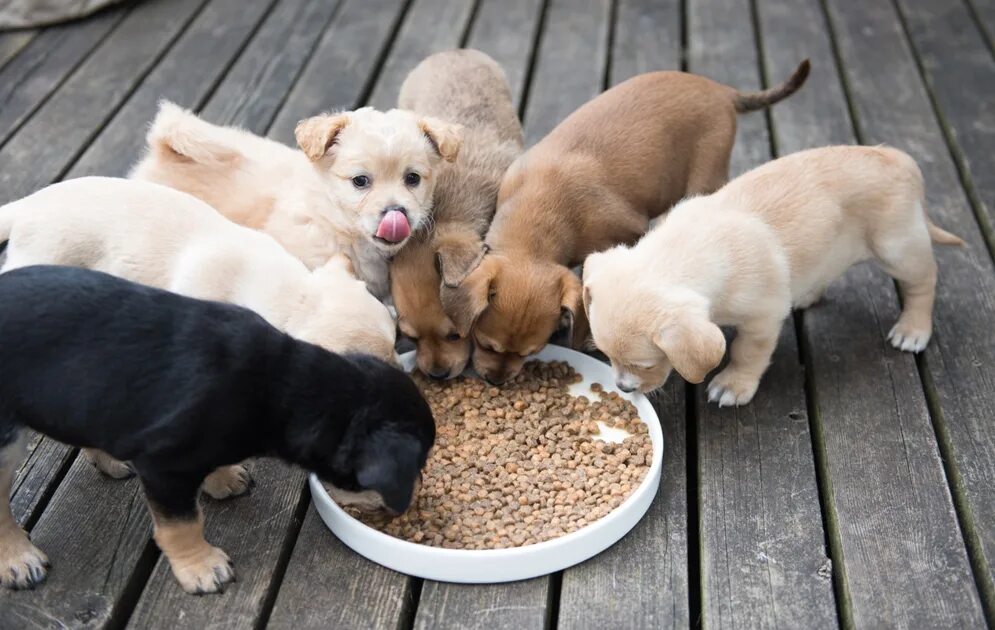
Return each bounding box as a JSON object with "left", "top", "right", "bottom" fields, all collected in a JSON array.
[
  {"left": 201, "top": 465, "right": 253, "bottom": 500},
  {"left": 0, "top": 533, "right": 50, "bottom": 590},
  {"left": 169, "top": 545, "right": 235, "bottom": 595},
  {"left": 887, "top": 320, "right": 931, "bottom": 353},
  {"left": 707, "top": 369, "right": 760, "bottom": 407}
]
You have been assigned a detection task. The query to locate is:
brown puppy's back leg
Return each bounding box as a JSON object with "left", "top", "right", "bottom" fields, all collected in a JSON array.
[
  {"left": 683, "top": 117, "right": 735, "bottom": 197},
  {"left": 0, "top": 429, "right": 50, "bottom": 589},
  {"left": 137, "top": 466, "right": 235, "bottom": 595}
]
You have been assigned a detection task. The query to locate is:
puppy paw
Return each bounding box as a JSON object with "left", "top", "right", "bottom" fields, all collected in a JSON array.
[
  {"left": 794, "top": 289, "right": 825, "bottom": 310},
  {"left": 83, "top": 448, "right": 134, "bottom": 479},
  {"left": 0, "top": 533, "right": 50, "bottom": 590},
  {"left": 201, "top": 465, "right": 253, "bottom": 500},
  {"left": 707, "top": 369, "right": 760, "bottom": 407},
  {"left": 170, "top": 546, "right": 235, "bottom": 595},
  {"left": 888, "top": 319, "right": 931, "bottom": 353}
]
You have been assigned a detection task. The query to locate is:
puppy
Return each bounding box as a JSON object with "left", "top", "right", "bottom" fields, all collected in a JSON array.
[
  {"left": 441, "top": 60, "right": 811, "bottom": 385},
  {"left": 583, "top": 146, "right": 964, "bottom": 406},
  {"left": 1, "top": 177, "right": 398, "bottom": 484},
  {"left": 0, "top": 265, "right": 434, "bottom": 593},
  {"left": 130, "top": 101, "right": 463, "bottom": 298},
  {"left": 391, "top": 49, "right": 524, "bottom": 379}
]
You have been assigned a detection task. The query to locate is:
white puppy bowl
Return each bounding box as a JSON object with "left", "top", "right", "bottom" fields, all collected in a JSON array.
[{"left": 310, "top": 345, "right": 664, "bottom": 583}]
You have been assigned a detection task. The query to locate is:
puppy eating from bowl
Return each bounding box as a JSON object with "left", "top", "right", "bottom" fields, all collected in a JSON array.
[
  {"left": 130, "top": 101, "right": 462, "bottom": 298},
  {"left": 441, "top": 60, "right": 811, "bottom": 385},
  {"left": 0, "top": 265, "right": 434, "bottom": 593},
  {"left": 582, "top": 146, "right": 964, "bottom": 406},
  {"left": 390, "top": 49, "right": 524, "bottom": 380}
]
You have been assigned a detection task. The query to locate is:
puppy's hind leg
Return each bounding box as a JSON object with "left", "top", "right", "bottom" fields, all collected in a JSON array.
[
  {"left": 875, "top": 223, "right": 938, "bottom": 353},
  {"left": 0, "top": 429, "right": 50, "bottom": 589},
  {"left": 136, "top": 465, "right": 235, "bottom": 595},
  {"left": 83, "top": 448, "right": 134, "bottom": 479},
  {"left": 707, "top": 319, "right": 782, "bottom": 407},
  {"left": 201, "top": 464, "right": 253, "bottom": 500}
]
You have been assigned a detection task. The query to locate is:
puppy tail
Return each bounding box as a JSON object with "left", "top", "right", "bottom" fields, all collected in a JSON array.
[
  {"left": 927, "top": 220, "right": 966, "bottom": 247},
  {"left": 733, "top": 59, "right": 810, "bottom": 113},
  {"left": 142, "top": 100, "right": 241, "bottom": 165}
]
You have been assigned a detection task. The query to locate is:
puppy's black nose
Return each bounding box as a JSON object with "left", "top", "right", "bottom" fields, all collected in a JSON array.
[
  {"left": 427, "top": 367, "right": 449, "bottom": 380},
  {"left": 617, "top": 383, "right": 637, "bottom": 393},
  {"left": 484, "top": 374, "right": 507, "bottom": 386},
  {"left": 383, "top": 204, "right": 407, "bottom": 216}
]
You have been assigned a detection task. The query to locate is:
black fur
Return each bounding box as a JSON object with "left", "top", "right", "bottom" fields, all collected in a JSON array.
[{"left": 0, "top": 265, "right": 434, "bottom": 519}]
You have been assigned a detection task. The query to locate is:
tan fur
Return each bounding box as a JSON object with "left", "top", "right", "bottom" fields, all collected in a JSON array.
[
  {"left": 0, "top": 431, "right": 50, "bottom": 590},
  {"left": 584, "top": 146, "right": 962, "bottom": 406},
  {"left": 445, "top": 62, "right": 810, "bottom": 384},
  {"left": 83, "top": 447, "right": 251, "bottom": 498},
  {"left": 390, "top": 49, "right": 524, "bottom": 379},
  {"left": 149, "top": 506, "right": 234, "bottom": 594},
  {"left": 131, "top": 101, "right": 461, "bottom": 298}
]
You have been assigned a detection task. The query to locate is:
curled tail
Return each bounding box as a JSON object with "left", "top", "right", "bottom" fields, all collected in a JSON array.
[
  {"left": 927, "top": 220, "right": 965, "bottom": 246},
  {"left": 734, "top": 59, "right": 811, "bottom": 113},
  {"left": 136, "top": 100, "right": 242, "bottom": 168}
]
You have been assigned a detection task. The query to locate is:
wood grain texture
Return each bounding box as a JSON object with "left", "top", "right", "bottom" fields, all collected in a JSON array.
[
  {"left": 266, "top": 504, "right": 416, "bottom": 630},
  {"left": 267, "top": 0, "right": 410, "bottom": 145},
  {"left": 126, "top": 461, "right": 307, "bottom": 629},
  {"left": 0, "top": 455, "right": 154, "bottom": 629},
  {"left": 366, "top": 0, "right": 477, "bottom": 111},
  {"left": 559, "top": 381, "right": 689, "bottom": 630},
  {"left": 0, "top": 0, "right": 207, "bottom": 204},
  {"left": 463, "top": 0, "right": 544, "bottom": 108},
  {"left": 895, "top": 0, "right": 995, "bottom": 253},
  {"left": 0, "top": 10, "right": 123, "bottom": 146},
  {"left": 0, "top": 29, "right": 36, "bottom": 73},
  {"left": 67, "top": 0, "right": 279, "bottom": 178},
  {"left": 520, "top": 0, "right": 611, "bottom": 144},
  {"left": 557, "top": 7, "right": 689, "bottom": 628},
  {"left": 825, "top": 0, "right": 995, "bottom": 624},
  {"left": 967, "top": 0, "right": 995, "bottom": 49},
  {"left": 10, "top": 435, "right": 74, "bottom": 527}
]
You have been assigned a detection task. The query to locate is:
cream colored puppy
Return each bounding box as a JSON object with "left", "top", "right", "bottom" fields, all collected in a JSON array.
[
  {"left": 130, "top": 102, "right": 462, "bottom": 298},
  {"left": 583, "top": 146, "right": 963, "bottom": 406},
  {"left": 0, "top": 177, "right": 397, "bottom": 479}
]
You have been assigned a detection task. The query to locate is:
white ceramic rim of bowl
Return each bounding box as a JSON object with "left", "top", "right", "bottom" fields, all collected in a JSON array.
[{"left": 310, "top": 344, "right": 664, "bottom": 584}]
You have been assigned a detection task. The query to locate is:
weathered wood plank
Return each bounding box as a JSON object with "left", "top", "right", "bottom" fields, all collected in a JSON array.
[
  {"left": 0, "top": 10, "right": 123, "bottom": 146},
  {"left": 0, "top": 0, "right": 207, "bottom": 204},
  {"left": 967, "top": 0, "right": 995, "bottom": 49},
  {"left": 688, "top": 1, "right": 837, "bottom": 627},
  {"left": 0, "top": 456, "right": 155, "bottom": 629},
  {"left": 520, "top": 0, "right": 611, "bottom": 144},
  {"left": 815, "top": 0, "right": 993, "bottom": 625},
  {"left": 414, "top": 579, "right": 549, "bottom": 630},
  {"left": 67, "top": 0, "right": 279, "bottom": 178},
  {"left": 11, "top": 435, "right": 74, "bottom": 528},
  {"left": 126, "top": 462, "right": 307, "bottom": 629},
  {"left": 266, "top": 0, "right": 411, "bottom": 146},
  {"left": 463, "top": 0, "right": 544, "bottom": 108},
  {"left": 895, "top": 0, "right": 995, "bottom": 254},
  {"left": 198, "top": 0, "right": 345, "bottom": 135},
  {"left": 557, "top": 6, "right": 690, "bottom": 628},
  {"left": 366, "top": 0, "right": 477, "bottom": 111},
  {"left": 0, "top": 29, "right": 36, "bottom": 73},
  {"left": 266, "top": 504, "right": 416, "bottom": 630}
]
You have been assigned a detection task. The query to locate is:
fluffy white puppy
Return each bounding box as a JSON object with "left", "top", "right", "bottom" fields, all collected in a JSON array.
[
  {"left": 0, "top": 177, "right": 397, "bottom": 483},
  {"left": 130, "top": 102, "right": 462, "bottom": 298},
  {"left": 583, "top": 146, "right": 963, "bottom": 406}
]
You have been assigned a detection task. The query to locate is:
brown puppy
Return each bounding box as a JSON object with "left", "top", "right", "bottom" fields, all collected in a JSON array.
[
  {"left": 391, "top": 49, "right": 523, "bottom": 379},
  {"left": 441, "top": 60, "right": 811, "bottom": 384}
]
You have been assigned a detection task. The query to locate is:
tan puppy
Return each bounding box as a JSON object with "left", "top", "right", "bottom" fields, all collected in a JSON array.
[
  {"left": 391, "top": 49, "right": 524, "bottom": 379},
  {"left": 130, "top": 101, "right": 462, "bottom": 298},
  {"left": 583, "top": 146, "right": 964, "bottom": 406},
  {"left": 441, "top": 61, "right": 811, "bottom": 384},
  {"left": 0, "top": 176, "right": 397, "bottom": 479}
]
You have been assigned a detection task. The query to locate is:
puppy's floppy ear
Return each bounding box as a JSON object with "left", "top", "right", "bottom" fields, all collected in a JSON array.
[
  {"left": 435, "top": 238, "right": 489, "bottom": 288},
  {"left": 652, "top": 313, "right": 725, "bottom": 384},
  {"left": 295, "top": 113, "right": 349, "bottom": 162},
  {"left": 418, "top": 116, "right": 463, "bottom": 163},
  {"left": 356, "top": 433, "right": 422, "bottom": 514},
  {"left": 440, "top": 255, "right": 499, "bottom": 337},
  {"left": 552, "top": 268, "right": 583, "bottom": 346}
]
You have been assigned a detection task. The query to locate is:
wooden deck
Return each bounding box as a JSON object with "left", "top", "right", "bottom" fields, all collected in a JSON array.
[{"left": 0, "top": 0, "right": 993, "bottom": 627}]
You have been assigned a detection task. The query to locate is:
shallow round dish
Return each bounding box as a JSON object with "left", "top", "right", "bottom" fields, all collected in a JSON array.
[{"left": 310, "top": 345, "right": 664, "bottom": 584}]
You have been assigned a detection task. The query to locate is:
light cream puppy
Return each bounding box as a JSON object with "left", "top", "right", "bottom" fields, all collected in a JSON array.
[
  {"left": 583, "top": 146, "right": 963, "bottom": 406},
  {"left": 130, "top": 102, "right": 462, "bottom": 298},
  {"left": 0, "top": 176, "right": 397, "bottom": 481}
]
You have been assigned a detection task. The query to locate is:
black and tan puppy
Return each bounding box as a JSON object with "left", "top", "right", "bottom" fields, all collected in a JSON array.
[{"left": 0, "top": 266, "right": 434, "bottom": 594}]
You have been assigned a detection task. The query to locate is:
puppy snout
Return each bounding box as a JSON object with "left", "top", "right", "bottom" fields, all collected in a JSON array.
[
  {"left": 617, "top": 380, "right": 637, "bottom": 393},
  {"left": 483, "top": 372, "right": 509, "bottom": 386},
  {"left": 427, "top": 366, "right": 450, "bottom": 380},
  {"left": 382, "top": 204, "right": 407, "bottom": 216}
]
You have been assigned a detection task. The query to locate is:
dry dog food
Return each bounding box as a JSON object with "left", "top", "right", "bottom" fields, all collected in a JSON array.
[{"left": 343, "top": 360, "right": 652, "bottom": 549}]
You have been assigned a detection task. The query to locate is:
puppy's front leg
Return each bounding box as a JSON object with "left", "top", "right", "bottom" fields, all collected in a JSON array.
[
  {"left": 0, "top": 430, "right": 49, "bottom": 589},
  {"left": 707, "top": 320, "right": 782, "bottom": 407},
  {"left": 137, "top": 466, "right": 235, "bottom": 595},
  {"left": 83, "top": 448, "right": 134, "bottom": 479}
]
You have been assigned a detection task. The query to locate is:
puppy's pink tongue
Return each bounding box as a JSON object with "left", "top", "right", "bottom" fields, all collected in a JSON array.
[{"left": 375, "top": 210, "right": 411, "bottom": 243}]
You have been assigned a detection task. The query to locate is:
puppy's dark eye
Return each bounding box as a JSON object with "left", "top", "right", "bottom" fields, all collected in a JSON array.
[
  {"left": 445, "top": 333, "right": 461, "bottom": 342},
  {"left": 404, "top": 172, "right": 421, "bottom": 187},
  {"left": 352, "top": 175, "right": 371, "bottom": 188}
]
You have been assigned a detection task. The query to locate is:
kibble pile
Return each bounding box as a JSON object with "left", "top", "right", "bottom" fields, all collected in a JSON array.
[{"left": 345, "top": 360, "right": 653, "bottom": 550}]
